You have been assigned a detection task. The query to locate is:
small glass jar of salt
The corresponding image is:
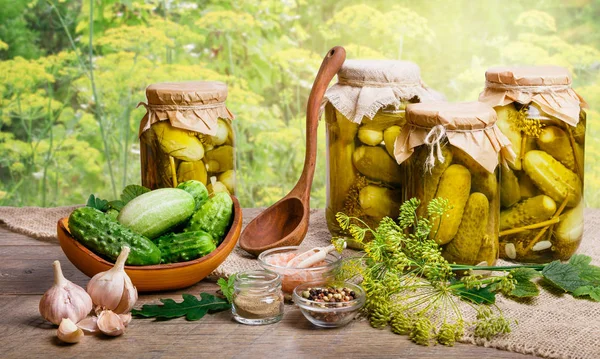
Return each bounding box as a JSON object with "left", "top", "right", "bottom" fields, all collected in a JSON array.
[{"left": 232, "top": 270, "right": 284, "bottom": 325}]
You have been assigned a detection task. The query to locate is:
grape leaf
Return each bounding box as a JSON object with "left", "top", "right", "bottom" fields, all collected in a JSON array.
[
  {"left": 542, "top": 255, "right": 600, "bottom": 301},
  {"left": 120, "top": 185, "right": 151, "bottom": 205},
  {"left": 132, "top": 293, "right": 230, "bottom": 321},
  {"left": 452, "top": 283, "right": 496, "bottom": 304},
  {"left": 217, "top": 275, "right": 235, "bottom": 304},
  {"left": 86, "top": 194, "right": 109, "bottom": 212},
  {"left": 509, "top": 268, "right": 540, "bottom": 298}
]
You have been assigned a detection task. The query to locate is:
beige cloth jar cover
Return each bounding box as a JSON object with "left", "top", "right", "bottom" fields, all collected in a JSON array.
[
  {"left": 138, "top": 81, "right": 234, "bottom": 136},
  {"left": 322, "top": 60, "right": 442, "bottom": 123},
  {"left": 394, "top": 101, "right": 515, "bottom": 173},
  {"left": 479, "top": 66, "right": 587, "bottom": 126}
]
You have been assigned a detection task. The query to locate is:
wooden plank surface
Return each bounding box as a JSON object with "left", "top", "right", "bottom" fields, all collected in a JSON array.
[{"left": 0, "top": 226, "right": 536, "bottom": 359}]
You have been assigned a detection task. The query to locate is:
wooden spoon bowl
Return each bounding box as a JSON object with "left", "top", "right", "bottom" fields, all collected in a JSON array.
[
  {"left": 239, "top": 46, "right": 346, "bottom": 257},
  {"left": 57, "top": 195, "right": 242, "bottom": 292}
]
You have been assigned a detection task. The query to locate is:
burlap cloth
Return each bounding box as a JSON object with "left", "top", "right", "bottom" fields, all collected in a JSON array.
[{"left": 1, "top": 205, "right": 600, "bottom": 358}]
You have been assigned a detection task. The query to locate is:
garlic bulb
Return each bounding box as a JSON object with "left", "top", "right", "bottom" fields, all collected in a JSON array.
[
  {"left": 97, "top": 310, "right": 126, "bottom": 336},
  {"left": 87, "top": 246, "right": 138, "bottom": 314},
  {"left": 57, "top": 318, "right": 84, "bottom": 343},
  {"left": 39, "top": 261, "right": 93, "bottom": 325}
]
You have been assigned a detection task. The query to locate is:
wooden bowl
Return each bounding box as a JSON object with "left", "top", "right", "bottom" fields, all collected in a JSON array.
[{"left": 57, "top": 196, "right": 242, "bottom": 292}]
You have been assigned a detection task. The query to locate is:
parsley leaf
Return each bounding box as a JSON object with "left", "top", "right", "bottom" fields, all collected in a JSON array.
[
  {"left": 132, "top": 293, "right": 230, "bottom": 321},
  {"left": 120, "top": 184, "right": 151, "bottom": 205},
  {"left": 86, "top": 194, "right": 109, "bottom": 212},
  {"left": 509, "top": 268, "right": 540, "bottom": 298},
  {"left": 217, "top": 275, "right": 235, "bottom": 304}
]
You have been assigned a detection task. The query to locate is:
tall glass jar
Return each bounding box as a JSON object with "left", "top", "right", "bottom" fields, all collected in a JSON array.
[
  {"left": 395, "top": 102, "right": 514, "bottom": 266},
  {"left": 323, "top": 60, "right": 442, "bottom": 248},
  {"left": 138, "top": 81, "right": 236, "bottom": 194},
  {"left": 232, "top": 270, "right": 284, "bottom": 325},
  {"left": 480, "top": 66, "right": 588, "bottom": 262}
]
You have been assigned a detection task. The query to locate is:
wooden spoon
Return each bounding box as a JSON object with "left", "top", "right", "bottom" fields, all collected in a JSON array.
[{"left": 239, "top": 46, "right": 346, "bottom": 256}]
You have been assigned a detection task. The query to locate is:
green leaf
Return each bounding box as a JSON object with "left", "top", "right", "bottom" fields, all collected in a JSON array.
[
  {"left": 573, "top": 286, "right": 600, "bottom": 301},
  {"left": 217, "top": 275, "right": 235, "bottom": 304},
  {"left": 131, "top": 293, "right": 230, "bottom": 321},
  {"left": 541, "top": 260, "right": 589, "bottom": 292},
  {"left": 453, "top": 284, "right": 496, "bottom": 304},
  {"left": 108, "top": 200, "right": 125, "bottom": 211},
  {"left": 509, "top": 268, "right": 541, "bottom": 298},
  {"left": 120, "top": 184, "right": 151, "bottom": 205},
  {"left": 569, "top": 254, "right": 600, "bottom": 285},
  {"left": 86, "top": 194, "right": 109, "bottom": 212}
]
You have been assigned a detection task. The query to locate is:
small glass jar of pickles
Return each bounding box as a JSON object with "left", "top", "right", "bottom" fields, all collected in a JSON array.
[
  {"left": 323, "top": 60, "right": 441, "bottom": 249},
  {"left": 138, "top": 81, "right": 235, "bottom": 194},
  {"left": 479, "top": 66, "right": 588, "bottom": 262},
  {"left": 395, "top": 102, "right": 514, "bottom": 266}
]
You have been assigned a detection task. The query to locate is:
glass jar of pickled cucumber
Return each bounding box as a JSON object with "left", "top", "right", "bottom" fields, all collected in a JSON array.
[
  {"left": 138, "top": 81, "right": 235, "bottom": 194},
  {"left": 395, "top": 102, "right": 515, "bottom": 266},
  {"left": 479, "top": 66, "right": 588, "bottom": 263},
  {"left": 322, "top": 60, "right": 442, "bottom": 249}
]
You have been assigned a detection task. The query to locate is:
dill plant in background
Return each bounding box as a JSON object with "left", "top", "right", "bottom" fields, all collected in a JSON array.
[{"left": 333, "top": 198, "right": 529, "bottom": 346}]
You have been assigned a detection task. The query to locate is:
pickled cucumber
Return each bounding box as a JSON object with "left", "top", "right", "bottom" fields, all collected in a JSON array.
[
  {"left": 500, "top": 165, "right": 520, "bottom": 208},
  {"left": 496, "top": 104, "right": 523, "bottom": 170},
  {"left": 453, "top": 147, "right": 498, "bottom": 200},
  {"left": 517, "top": 171, "right": 539, "bottom": 199},
  {"left": 205, "top": 145, "right": 234, "bottom": 173},
  {"left": 536, "top": 126, "right": 577, "bottom": 172},
  {"left": 499, "top": 195, "right": 556, "bottom": 231},
  {"left": 443, "top": 193, "right": 489, "bottom": 264},
  {"left": 153, "top": 121, "right": 205, "bottom": 162},
  {"left": 210, "top": 119, "right": 229, "bottom": 146},
  {"left": 177, "top": 161, "right": 208, "bottom": 184},
  {"left": 430, "top": 164, "right": 471, "bottom": 245},
  {"left": 553, "top": 200, "right": 584, "bottom": 259},
  {"left": 573, "top": 112, "right": 585, "bottom": 144},
  {"left": 523, "top": 150, "right": 582, "bottom": 207},
  {"left": 353, "top": 146, "right": 402, "bottom": 185},
  {"left": 475, "top": 235, "right": 498, "bottom": 266},
  {"left": 358, "top": 185, "right": 401, "bottom": 221},
  {"left": 218, "top": 170, "right": 235, "bottom": 194},
  {"left": 358, "top": 127, "right": 383, "bottom": 146},
  {"left": 414, "top": 145, "right": 453, "bottom": 218},
  {"left": 383, "top": 125, "right": 402, "bottom": 157}
]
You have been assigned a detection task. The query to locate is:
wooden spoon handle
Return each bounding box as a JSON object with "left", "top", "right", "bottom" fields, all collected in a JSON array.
[{"left": 291, "top": 46, "right": 346, "bottom": 199}]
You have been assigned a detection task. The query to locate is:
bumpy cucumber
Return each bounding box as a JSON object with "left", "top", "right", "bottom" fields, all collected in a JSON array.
[
  {"left": 452, "top": 147, "right": 497, "bottom": 200},
  {"left": 358, "top": 185, "right": 401, "bottom": 221},
  {"left": 500, "top": 165, "right": 520, "bottom": 208},
  {"left": 117, "top": 188, "right": 195, "bottom": 239},
  {"left": 155, "top": 230, "right": 216, "bottom": 264},
  {"left": 184, "top": 192, "right": 233, "bottom": 244},
  {"left": 177, "top": 180, "right": 209, "bottom": 211},
  {"left": 443, "top": 192, "right": 489, "bottom": 265},
  {"left": 69, "top": 207, "right": 161, "bottom": 265},
  {"left": 536, "top": 126, "right": 577, "bottom": 172},
  {"left": 415, "top": 145, "right": 453, "bottom": 218},
  {"left": 430, "top": 164, "right": 471, "bottom": 245},
  {"left": 352, "top": 146, "right": 402, "bottom": 185},
  {"left": 523, "top": 150, "right": 582, "bottom": 207},
  {"left": 499, "top": 195, "right": 556, "bottom": 231}
]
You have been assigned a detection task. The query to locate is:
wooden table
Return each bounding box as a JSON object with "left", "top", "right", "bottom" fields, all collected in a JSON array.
[{"left": 0, "top": 226, "right": 537, "bottom": 359}]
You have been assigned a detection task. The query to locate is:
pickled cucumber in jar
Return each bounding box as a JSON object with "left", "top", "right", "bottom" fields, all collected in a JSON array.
[
  {"left": 139, "top": 81, "right": 236, "bottom": 194},
  {"left": 495, "top": 103, "right": 585, "bottom": 263}
]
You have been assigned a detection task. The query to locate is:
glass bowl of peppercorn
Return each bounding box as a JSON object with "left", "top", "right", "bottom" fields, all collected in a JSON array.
[{"left": 292, "top": 281, "right": 365, "bottom": 328}]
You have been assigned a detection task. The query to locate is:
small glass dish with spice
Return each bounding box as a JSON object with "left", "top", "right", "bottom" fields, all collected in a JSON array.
[
  {"left": 258, "top": 246, "right": 341, "bottom": 296},
  {"left": 292, "top": 281, "right": 365, "bottom": 328},
  {"left": 232, "top": 270, "right": 284, "bottom": 325}
]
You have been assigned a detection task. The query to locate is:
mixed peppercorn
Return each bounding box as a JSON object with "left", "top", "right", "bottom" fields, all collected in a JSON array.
[{"left": 302, "top": 286, "right": 357, "bottom": 302}]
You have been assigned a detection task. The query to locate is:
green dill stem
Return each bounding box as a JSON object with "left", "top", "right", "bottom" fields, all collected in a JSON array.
[{"left": 449, "top": 264, "right": 545, "bottom": 272}]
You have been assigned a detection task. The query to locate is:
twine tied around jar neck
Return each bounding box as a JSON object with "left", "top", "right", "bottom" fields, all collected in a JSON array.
[
  {"left": 422, "top": 124, "right": 447, "bottom": 173},
  {"left": 483, "top": 81, "right": 572, "bottom": 94},
  {"left": 136, "top": 101, "right": 227, "bottom": 111}
]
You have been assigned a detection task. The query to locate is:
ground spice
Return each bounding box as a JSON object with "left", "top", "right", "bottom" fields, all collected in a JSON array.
[{"left": 233, "top": 292, "right": 283, "bottom": 320}]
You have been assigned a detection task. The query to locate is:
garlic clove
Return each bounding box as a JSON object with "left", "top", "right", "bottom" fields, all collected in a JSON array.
[
  {"left": 119, "top": 313, "right": 132, "bottom": 327},
  {"left": 77, "top": 316, "right": 98, "bottom": 334},
  {"left": 87, "top": 247, "right": 137, "bottom": 313},
  {"left": 97, "top": 310, "right": 125, "bottom": 337},
  {"left": 39, "top": 261, "right": 93, "bottom": 325},
  {"left": 57, "top": 318, "right": 84, "bottom": 343}
]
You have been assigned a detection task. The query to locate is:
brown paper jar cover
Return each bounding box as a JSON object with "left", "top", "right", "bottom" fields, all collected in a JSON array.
[
  {"left": 394, "top": 101, "right": 515, "bottom": 173},
  {"left": 138, "top": 81, "right": 234, "bottom": 137},
  {"left": 479, "top": 66, "right": 587, "bottom": 126}
]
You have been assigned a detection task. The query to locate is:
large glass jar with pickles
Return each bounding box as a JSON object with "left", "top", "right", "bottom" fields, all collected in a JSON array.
[
  {"left": 322, "top": 60, "right": 441, "bottom": 248},
  {"left": 395, "top": 102, "right": 515, "bottom": 266},
  {"left": 138, "top": 81, "right": 235, "bottom": 194},
  {"left": 480, "top": 66, "right": 588, "bottom": 263}
]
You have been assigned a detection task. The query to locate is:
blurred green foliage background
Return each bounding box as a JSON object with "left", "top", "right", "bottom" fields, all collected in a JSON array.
[{"left": 0, "top": 0, "right": 598, "bottom": 208}]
